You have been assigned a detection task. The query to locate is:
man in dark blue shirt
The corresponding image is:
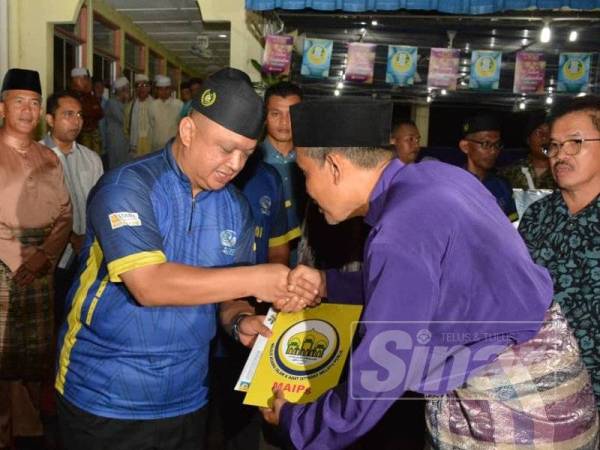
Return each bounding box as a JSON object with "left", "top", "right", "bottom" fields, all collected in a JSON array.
[{"left": 459, "top": 114, "right": 518, "bottom": 221}]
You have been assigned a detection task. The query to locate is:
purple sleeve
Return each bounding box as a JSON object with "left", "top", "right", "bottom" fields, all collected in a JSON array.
[
  {"left": 325, "top": 269, "right": 364, "bottom": 304},
  {"left": 280, "top": 242, "right": 440, "bottom": 449}
]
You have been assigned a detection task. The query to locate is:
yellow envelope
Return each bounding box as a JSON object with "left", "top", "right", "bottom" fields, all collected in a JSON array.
[{"left": 243, "top": 303, "right": 362, "bottom": 407}]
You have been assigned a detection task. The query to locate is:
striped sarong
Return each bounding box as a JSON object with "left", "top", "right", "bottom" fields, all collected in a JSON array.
[
  {"left": 0, "top": 227, "right": 54, "bottom": 381},
  {"left": 426, "top": 303, "right": 599, "bottom": 449}
]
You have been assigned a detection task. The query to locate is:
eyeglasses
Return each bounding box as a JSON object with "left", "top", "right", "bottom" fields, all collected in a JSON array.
[
  {"left": 465, "top": 139, "right": 504, "bottom": 151},
  {"left": 541, "top": 137, "right": 600, "bottom": 158},
  {"left": 59, "top": 111, "right": 84, "bottom": 120}
]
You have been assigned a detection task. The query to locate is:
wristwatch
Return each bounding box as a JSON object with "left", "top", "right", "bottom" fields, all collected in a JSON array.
[{"left": 231, "top": 313, "right": 251, "bottom": 342}]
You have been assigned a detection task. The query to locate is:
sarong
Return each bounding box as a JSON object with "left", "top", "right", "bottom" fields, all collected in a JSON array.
[
  {"left": 426, "top": 303, "right": 599, "bottom": 449},
  {"left": 0, "top": 227, "right": 54, "bottom": 381}
]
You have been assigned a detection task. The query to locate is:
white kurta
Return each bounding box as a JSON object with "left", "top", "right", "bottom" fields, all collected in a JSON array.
[{"left": 149, "top": 97, "right": 183, "bottom": 151}]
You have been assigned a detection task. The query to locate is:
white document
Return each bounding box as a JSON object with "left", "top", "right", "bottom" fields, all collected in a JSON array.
[{"left": 234, "top": 307, "right": 278, "bottom": 392}]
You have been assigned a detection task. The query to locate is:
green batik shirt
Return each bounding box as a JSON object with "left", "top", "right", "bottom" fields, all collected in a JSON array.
[
  {"left": 519, "top": 191, "right": 600, "bottom": 407},
  {"left": 499, "top": 157, "right": 557, "bottom": 190}
]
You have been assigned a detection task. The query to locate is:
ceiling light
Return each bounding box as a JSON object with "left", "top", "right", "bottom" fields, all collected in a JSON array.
[
  {"left": 426, "top": 95, "right": 432, "bottom": 103},
  {"left": 521, "top": 38, "right": 528, "bottom": 46},
  {"left": 519, "top": 101, "right": 526, "bottom": 110},
  {"left": 441, "top": 89, "right": 447, "bottom": 96},
  {"left": 577, "top": 92, "right": 586, "bottom": 97},
  {"left": 218, "top": 34, "right": 227, "bottom": 38},
  {"left": 546, "top": 96, "right": 553, "bottom": 105},
  {"left": 359, "top": 21, "right": 367, "bottom": 25},
  {"left": 371, "top": 20, "right": 378, "bottom": 26},
  {"left": 336, "top": 81, "right": 344, "bottom": 89},
  {"left": 360, "top": 27, "right": 366, "bottom": 33},
  {"left": 569, "top": 30, "right": 578, "bottom": 42},
  {"left": 334, "top": 89, "right": 340, "bottom": 96},
  {"left": 540, "top": 23, "right": 551, "bottom": 43}
]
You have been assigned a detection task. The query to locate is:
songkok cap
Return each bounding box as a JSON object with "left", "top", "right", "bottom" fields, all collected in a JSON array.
[
  {"left": 462, "top": 114, "right": 501, "bottom": 137},
  {"left": 71, "top": 67, "right": 90, "bottom": 78},
  {"left": 113, "top": 76, "right": 129, "bottom": 90},
  {"left": 154, "top": 75, "right": 171, "bottom": 87},
  {"left": 524, "top": 112, "right": 547, "bottom": 138},
  {"left": 291, "top": 99, "right": 393, "bottom": 148},
  {"left": 191, "top": 67, "right": 264, "bottom": 140},
  {"left": 1, "top": 68, "right": 42, "bottom": 95},
  {"left": 134, "top": 74, "right": 150, "bottom": 83}
]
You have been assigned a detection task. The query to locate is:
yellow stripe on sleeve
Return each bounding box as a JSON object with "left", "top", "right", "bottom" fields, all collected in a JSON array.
[
  {"left": 269, "top": 227, "right": 301, "bottom": 247},
  {"left": 106, "top": 250, "right": 167, "bottom": 282},
  {"left": 55, "top": 239, "right": 104, "bottom": 394}
]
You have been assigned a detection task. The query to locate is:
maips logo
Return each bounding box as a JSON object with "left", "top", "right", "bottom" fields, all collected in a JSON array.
[
  {"left": 200, "top": 89, "right": 217, "bottom": 107},
  {"left": 562, "top": 59, "right": 585, "bottom": 81},
  {"left": 307, "top": 45, "right": 328, "bottom": 66},
  {"left": 220, "top": 229, "right": 237, "bottom": 255},
  {"left": 475, "top": 55, "right": 496, "bottom": 78},
  {"left": 273, "top": 319, "right": 340, "bottom": 376}
]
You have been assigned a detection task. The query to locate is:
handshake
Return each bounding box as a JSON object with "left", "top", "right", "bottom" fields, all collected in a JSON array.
[
  {"left": 253, "top": 264, "right": 326, "bottom": 313},
  {"left": 228, "top": 264, "right": 327, "bottom": 348}
]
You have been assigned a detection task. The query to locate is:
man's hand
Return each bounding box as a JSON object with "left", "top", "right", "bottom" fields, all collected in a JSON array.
[
  {"left": 289, "top": 265, "right": 326, "bottom": 299},
  {"left": 253, "top": 264, "right": 320, "bottom": 313},
  {"left": 238, "top": 314, "right": 271, "bottom": 347},
  {"left": 260, "top": 388, "right": 287, "bottom": 426},
  {"left": 11, "top": 249, "right": 51, "bottom": 287}
]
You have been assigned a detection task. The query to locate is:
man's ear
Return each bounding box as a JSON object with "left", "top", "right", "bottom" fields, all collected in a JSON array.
[
  {"left": 0, "top": 101, "right": 5, "bottom": 119},
  {"left": 179, "top": 116, "right": 195, "bottom": 147},
  {"left": 458, "top": 139, "right": 470, "bottom": 155},
  {"left": 325, "top": 152, "right": 342, "bottom": 185}
]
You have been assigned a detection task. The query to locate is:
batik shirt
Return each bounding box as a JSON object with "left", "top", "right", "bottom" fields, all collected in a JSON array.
[
  {"left": 55, "top": 143, "right": 255, "bottom": 419},
  {"left": 499, "top": 157, "right": 556, "bottom": 190},
  {"left": 519, "top": 191, "right": 600, "bottom": 407}
]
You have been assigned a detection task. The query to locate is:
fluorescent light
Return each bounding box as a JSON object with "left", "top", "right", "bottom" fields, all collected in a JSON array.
[
  {"left": 540, "top": 24, "right": 551, "bottom": 43},
  {"left": 371, "top": 20, "right": 378, "bottom": 26},
  {"left": 569, "top": 30, "right": 578, "bottom": 42},
  {"left": 546, "top": 96, "right": 553, "bottom": 105},
  {"left": 218, "top": 34, "right": 227, "bottom": 38},
  {"left": 334, "top": 89, "right": 340, "bottom": 96},
  {"left": 577, "top": 92, "right": 586, "bottom": 97},
  {"left": 519, "top": 101, "right": 526, "bottom": 110}
]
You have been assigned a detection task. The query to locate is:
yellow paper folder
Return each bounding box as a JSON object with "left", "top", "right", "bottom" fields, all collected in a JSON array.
[{"left": 242, "top": 303, "right": 363, "bottom": 407}]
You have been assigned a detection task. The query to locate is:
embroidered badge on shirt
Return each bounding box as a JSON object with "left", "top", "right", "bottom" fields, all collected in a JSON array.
[
  {"left": 220, "top": 229, "right": 237, "bottom": 256},
  {"left": 109, "top": 212, "right": 142, "bottom": 229}
]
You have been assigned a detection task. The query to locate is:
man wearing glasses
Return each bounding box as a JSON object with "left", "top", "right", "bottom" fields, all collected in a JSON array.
[
  {"left": 459, "top": 114, "right": 518, "bottom": 221},
  {"left": 519, "top": 95, "right": 600, "bottom": 408}
]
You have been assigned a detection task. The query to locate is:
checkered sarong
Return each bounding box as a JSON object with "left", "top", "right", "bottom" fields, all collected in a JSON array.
[
  {"left": 426, "top": 303, "right": 599, "bottom": 449},
  {"left": 0, "top": 227, "right": 54, "bottom": 381}
]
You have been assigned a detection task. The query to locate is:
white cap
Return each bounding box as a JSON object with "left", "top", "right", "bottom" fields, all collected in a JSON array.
[
  {"left": 134, "top": 73, "right": 149, "bottom": 83},
  {"left": 154, "top": 75, "right": 171, "bottom": 87},
  {"left": 71, "top": 67, "right": 90, "bottom": 78},
  {"left": 113, "top": 76, "right": 129, "bottom": 90}
]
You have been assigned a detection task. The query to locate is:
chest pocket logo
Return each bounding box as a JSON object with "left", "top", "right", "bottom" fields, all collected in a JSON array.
[
  {"left": 220, "top": 229, "right": 237, "bottom": 256},
  {"left": 259, "top": 195, "right": 272, "bottom": 216}
]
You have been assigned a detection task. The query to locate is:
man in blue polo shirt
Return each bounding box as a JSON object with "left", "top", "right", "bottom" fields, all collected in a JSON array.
[
  {"left": 261, "top": 82, "right": 305, "bottom": 265},
  {"left": 54, "top": 68, "right": 318, "bottom": 450},
  {"left": 459, "top": 114, "right": 518, "bottom": 221}
]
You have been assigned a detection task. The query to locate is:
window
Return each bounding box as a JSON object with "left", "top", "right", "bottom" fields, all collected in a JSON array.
[
  {"left": 125, "top": 35, "right": 144, "bottom": 74},
  {"left": 53, "top": 34, "right": 79, "bottom": 92},
  {"left": 168, "top": 62, "right": 180, "bottom": 89},
  {"left": 54, "top": 10, "right": 86, "bottom": 93},
  {"left": 92, "top": 15, "right": 118, "bottom": 84},
  {"left": 148, "top": 50, "right": 163, "bottom": 81}
]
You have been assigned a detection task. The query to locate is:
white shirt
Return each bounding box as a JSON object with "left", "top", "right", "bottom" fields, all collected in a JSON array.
[
  {"left": 149, "top": 97, "right": 183, "bottom": 151},
  {"left": 41, "top": 134, "right": 104, "bottom": 267}
]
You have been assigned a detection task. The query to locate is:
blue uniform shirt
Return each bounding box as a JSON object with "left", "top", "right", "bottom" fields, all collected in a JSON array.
[
  {"left": 481, "top": 173, "right": 518, "bottom": 221},
  {"left": 260, "top": 139, "right": 303, "bottom": 246},
  {"left": 235, "top": 159, "right": 294, "bottom": 264},
  {"left": 55, "top": 143, "right": 254, "bottom": 419}
]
